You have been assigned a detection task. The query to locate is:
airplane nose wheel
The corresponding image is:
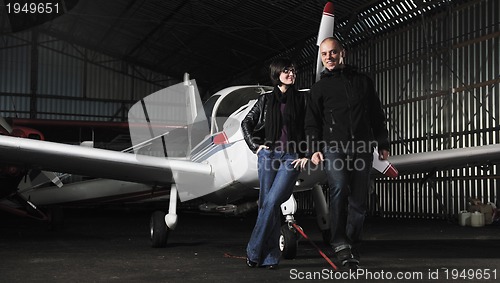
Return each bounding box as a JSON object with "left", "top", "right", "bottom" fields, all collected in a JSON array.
[
  {"left": 150, "top": 210, "right": 169, "bottom": 248},
  {"left": 279, "top": 224, "right": 298, "bottom": 259}
]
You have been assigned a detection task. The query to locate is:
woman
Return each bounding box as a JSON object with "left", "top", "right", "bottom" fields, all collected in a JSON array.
[{"left": 241, "top": 58, "right": 308, "bottom": 269}]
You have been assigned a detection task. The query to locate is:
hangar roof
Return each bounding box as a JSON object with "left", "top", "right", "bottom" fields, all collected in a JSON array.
[{"left": 2, "top": 0, "right": 455, "bottom": 92}]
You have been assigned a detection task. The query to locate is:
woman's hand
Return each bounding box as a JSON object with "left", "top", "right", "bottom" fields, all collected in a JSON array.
[
  {"left": 256, "top": 145, "right": 269, "bottom": 154},
  {"left": 291, "top": 158, "right": 309, "bottom": 170}
]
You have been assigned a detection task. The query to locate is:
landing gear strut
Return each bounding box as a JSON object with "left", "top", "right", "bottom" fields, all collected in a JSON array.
[{"left": 279, "top": 194, "right": 299, "bottom": 259}]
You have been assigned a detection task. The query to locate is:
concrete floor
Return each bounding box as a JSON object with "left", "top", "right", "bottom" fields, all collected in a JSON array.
[{"left": 1, "top": 208, "right": 499, "bottom": 283}]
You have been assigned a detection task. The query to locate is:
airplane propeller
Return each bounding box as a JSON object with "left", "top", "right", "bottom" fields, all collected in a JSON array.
[{"left": 315, "top": 1, "right": 335, "bottom": 82}]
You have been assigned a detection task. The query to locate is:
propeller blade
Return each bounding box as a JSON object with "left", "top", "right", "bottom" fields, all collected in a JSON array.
[{"left": 315, "top": 2, "right": 335, "bottom": 82}]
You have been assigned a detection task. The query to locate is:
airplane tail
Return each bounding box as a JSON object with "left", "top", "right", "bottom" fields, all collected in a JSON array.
[
  {"left": 17, "top": 170, "right": 64, "bottom": 191},
  {"left": 315, "top": 2, "right": 335, "bottom": 82}
]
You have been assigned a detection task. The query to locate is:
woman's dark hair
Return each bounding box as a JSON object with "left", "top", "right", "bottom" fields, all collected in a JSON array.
[{"left": 269, "top": 58, "right": 297, "bottom": 86}]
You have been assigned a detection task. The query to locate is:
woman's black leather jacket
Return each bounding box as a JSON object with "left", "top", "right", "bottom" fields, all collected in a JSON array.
[
  {"left": 241, "top": 92, "right": 269, "bottom": 153},
  {"left": 241, "top": 88, "right": 306, "bottom": 156}
]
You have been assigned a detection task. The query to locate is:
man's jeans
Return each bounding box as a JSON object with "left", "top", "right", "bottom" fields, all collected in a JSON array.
[
  {"left": 322, "top": 146, "right": 373, "bottom": 251},
  {"left": 246, "top": 149, "right": 300, "bottom": 266}
]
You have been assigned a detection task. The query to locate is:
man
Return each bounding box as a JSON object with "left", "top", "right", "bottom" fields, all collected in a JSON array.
[{"left": 305, "top": 37, "right": 390, "bottom": 268}]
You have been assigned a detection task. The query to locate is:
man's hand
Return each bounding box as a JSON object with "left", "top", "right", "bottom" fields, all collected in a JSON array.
[
  {"left": 378, "top": 149, "right": 389, "bottom": 160},
  {"left": 311, "top": 151, "right": 324, "bottom": 165}
]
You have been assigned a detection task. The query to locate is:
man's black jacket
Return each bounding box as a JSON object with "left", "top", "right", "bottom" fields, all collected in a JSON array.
[{"left": 304, "top": 65, "right": 389, "bottom": 155}]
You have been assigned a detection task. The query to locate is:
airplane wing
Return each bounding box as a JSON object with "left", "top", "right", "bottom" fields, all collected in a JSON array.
[
  {"left": 0, "top": 78, "right": 217, "bottom": 202},
  {"left": 0, "top": 135, "right": 212, "bottom": 201},
  {"left": 388, "top": 144, "right": 500, "bottom": 175}
]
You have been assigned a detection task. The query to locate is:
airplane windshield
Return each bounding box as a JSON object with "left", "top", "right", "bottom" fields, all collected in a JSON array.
[
  {"left": 127, "top": 79, "right": 209, "bottom": 158},
  {"left": 217, "top": 87, "right": 271, "bottom": 117},
  {"left": 203, "top": 95, "right": 219, "bottom": 123},
  {"left": 212, "top": 86, "right": 272, "bottom": 133}
]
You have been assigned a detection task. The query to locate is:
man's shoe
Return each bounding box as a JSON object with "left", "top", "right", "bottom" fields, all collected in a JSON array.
[
  {"left": 335, "top": 247, "right": 359, "bottom": 268},
  {"left": 335, "top": 247, "right": 353, "bottom": 263},
  {"left": 266, "top": 264, "right": 278, "bottom": 270},
  {"left": 352, "top": 246, "right": 361, "bottom": 261},
  {"left": 246, "top": 258, "right": 257, "bottom": 268},
  {"left": 345, "top": 261, "right": 359, "bottom": 270}
]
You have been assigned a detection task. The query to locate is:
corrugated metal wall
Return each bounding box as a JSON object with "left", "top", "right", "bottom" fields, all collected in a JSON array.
[
  {"left": 0, "top": 32, "right": 31, "bottom": 91},
  {"left": 0, "top": 32, "right": 177, "bottom": 121},
  {"left": 347, "top": 0, "right": 500, "bottom": 218}
]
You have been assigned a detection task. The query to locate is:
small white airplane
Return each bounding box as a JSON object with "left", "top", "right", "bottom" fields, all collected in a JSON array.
[{"left": 1, "top": 2, "right": 500, "bottom": 259}]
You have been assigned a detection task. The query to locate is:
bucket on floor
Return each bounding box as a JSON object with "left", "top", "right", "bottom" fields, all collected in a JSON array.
[
  {"left": 458, "top": 211, "right": 471, "bottom": 226},
  {"left": 470, "top": 211, "right": 485, "bottom": 227}
]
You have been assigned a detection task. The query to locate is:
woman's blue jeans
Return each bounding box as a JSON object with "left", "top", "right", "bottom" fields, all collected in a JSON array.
[
  {"left": 246, "top": 149, "right": 300, "bottom": 266},
  {"left": 322, "top": 146, "right": 373, "bottom": 251}
]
